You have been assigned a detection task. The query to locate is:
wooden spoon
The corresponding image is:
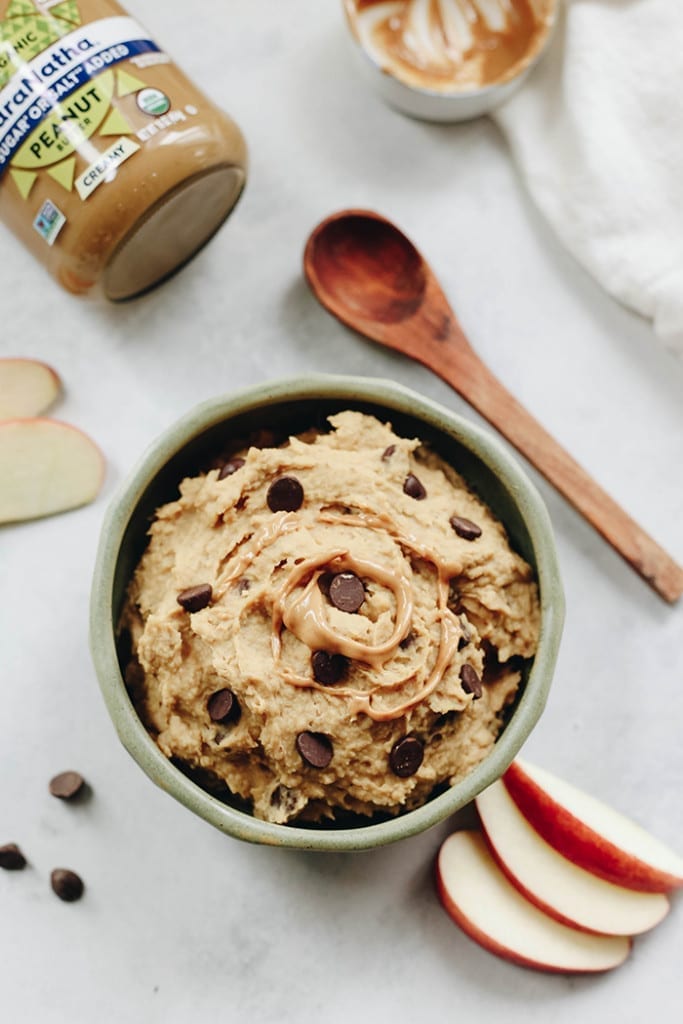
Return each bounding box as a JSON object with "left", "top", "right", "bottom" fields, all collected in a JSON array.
[{"left": 303, "top": 209, "right": 683, "bottom": 604}]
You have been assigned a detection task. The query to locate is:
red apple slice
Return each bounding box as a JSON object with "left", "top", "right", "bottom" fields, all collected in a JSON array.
[
  {"left": 0, "top": 418, "right": 104, "bottom": 523},
  {"left": 504, "top": 759, "right": 683, "bottom": 893},
  {"left": 0, "top": 358, "right": 61, "bottom": 418},
  {"left": 436, "top": 830, "right": 631, "bottom": 974},
  {"left": 475, "top": 780, "right": 669, "bottom": 936}
]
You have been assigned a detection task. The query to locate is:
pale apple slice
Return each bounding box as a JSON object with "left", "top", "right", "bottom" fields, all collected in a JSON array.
[
  {"left": 436, "top": 830, "right": 631, "bottom": 974},
  {"left": 504, "top": 759, "right": 683, "bottom": 893},
  {"left": 0, "top": 358, "right": 61, "bottom": 418},
  {"left": 0, "top": 419, "right": 104, "bottom": 523},
  {"left": 475, "top": 780, "right": 669, "bottom": 936}
]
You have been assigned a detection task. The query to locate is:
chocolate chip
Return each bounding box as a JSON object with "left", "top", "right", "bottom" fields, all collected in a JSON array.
[
  {"left": 311, "top": 650, "right": 348, "bottom": 685},
  {"left": 403, "top": 473, "right": 426, "bottom": 500},
  {"left": 399, "top": 632, "right": 415, "bottom": 650},
  {"left": 329, "top": 572, "right": 365, "bottom": 613},
  {"left": 236, "top": 578, "right": 250, "bottom": 594},
  {"left": 177, "top": 584, "right": 212, "bottom": 613},
  {"left": 0, "top": 843, "right": 26, "bottom": 870},
  {"left": 317, "top": 572, "right": 334, "bottom": 598},
  {"left": 296, "top": 731, "right": 333, "bottom": 769},
  {"left": 382, "top": 445, "right": 396, "bottom": 460},
  {"left": 460, "top": 664, "right": 483, "bottom": 699},
  {"left": 218, "top": 457, "right": 245, "bottom": 480},
  {"left": 49, "top": 771, "right": 85, "bottom": 800},
  {"left": 450, "top": 515, "right": 482, "bottom": 541},
  {"left": 267, "top": 476, "right": 304, "bottom": 512},
  {"left": 51, "top": 868, "right": 84, "bottom": 902},
  {"left": 207, "top": 689, "right": 240, "bottom": 724},
  {"left": 389, "top": 736, "right": 424, "bottom": 777}
]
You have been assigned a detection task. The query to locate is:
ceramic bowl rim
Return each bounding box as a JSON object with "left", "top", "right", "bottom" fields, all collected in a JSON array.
[{"left": 90, "top": 374, "right": 564, "bottom": 851}]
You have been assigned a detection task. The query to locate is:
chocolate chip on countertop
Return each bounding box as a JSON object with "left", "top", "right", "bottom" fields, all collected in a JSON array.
[
  {"left": 311, "top": 650, "right": 348, "bottom": 686},
  {"left": 51, "top": 868, "right": 84, "bottom": 902},
  {"left": 296, "top": 731, "right": 333, "bottom": 769},
  {"left": 460, "top": 664, "right": 483, "bottom": 699},
  {"left": 389, "top": 736, "right": 424, "bottom": 778},
  {"left": 177, "top": 584, "right": 213, "bottom": 613},
  {"left": 267, "top": 476, "right": 304, "bottom": 512},
  {"left": 207, "top": 689, "right": 241, "bottom": 724},
  {"left": 329, "top": 572, "right": 365, "bottom": 614},
  {"left": 0, "top": 843, "right": 27, "bottom": 870},
  {"left": 218, "top": 457, "right": 245, "bottom": 480},
  {"left": 450, "top": 515, "right": 482, "bottom": 541},
  {"left": 403, "top": 473, "right": 426, "bottom": 500},
  {"left": 381, "top": 445, "right": 396, "bottom": 461},
  {"left": 49, "top": 771, "right": 85, "bottom": 801}
]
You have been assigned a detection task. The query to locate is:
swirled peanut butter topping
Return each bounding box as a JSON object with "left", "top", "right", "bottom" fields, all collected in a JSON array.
[
  {"left": 216, "top": 503, "right": 467, "bottom": 722},
  {"left": 211, "top": 491, "right": 471, "bottom": 721},
  {"left": 346, "top": 0, "right": 554, "bottom": 92},
  {"left": 276, "top": 551, "right": 414, "bottom": 668}
]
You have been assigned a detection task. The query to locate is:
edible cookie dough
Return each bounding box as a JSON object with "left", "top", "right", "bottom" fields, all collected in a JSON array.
[{"left": 120, "top": 412, "right": 540, "bottom": 824}]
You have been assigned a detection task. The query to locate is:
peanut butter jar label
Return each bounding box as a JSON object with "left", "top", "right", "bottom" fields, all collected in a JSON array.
[
  {"left": 0, "top": 3, "right": 160, "bottom": 180},
  {"left": 0, "top": 0, "right": 247, "bottom": 298}
]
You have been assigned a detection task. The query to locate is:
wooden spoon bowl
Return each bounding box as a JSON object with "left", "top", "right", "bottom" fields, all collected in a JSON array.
[{"left": 309, "top": 214, "right": 427, "bottom": 324}]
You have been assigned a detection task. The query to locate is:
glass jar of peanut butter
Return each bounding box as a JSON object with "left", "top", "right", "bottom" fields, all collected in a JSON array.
[{"left": 0, "top": 0, "right": 247, "bottom": 299}]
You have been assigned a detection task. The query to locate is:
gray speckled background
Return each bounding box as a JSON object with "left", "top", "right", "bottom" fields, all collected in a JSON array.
[{"left": 1, "top": 2, "right": 681, "bottom": 1021}]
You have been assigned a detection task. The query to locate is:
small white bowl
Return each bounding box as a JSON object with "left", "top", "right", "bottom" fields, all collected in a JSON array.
[{"left": 343, "top": 0, "right": 558, "bottom": 123}]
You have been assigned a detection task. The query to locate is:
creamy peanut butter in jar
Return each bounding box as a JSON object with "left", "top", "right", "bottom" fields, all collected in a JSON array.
[{"left": 0, "top": 0, "right": 247, "bottom": 299}]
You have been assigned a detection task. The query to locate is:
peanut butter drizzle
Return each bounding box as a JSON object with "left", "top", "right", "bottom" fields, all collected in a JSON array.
[
  {"left": 276, "top": 551, "right": 414, "bottom": 668},
  {"left": 213, "top": 502, "right": 468, "bottom": 722},
  {"left": 215, "top": 511, "right": 301, "bottom": 597},
  {"left": 274, "top": 570, "right": 462, "bottom": 722}
]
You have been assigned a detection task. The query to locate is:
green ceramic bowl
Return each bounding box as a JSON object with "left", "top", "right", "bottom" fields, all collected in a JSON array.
[{"left": 90, "top": 375, "right": 564, "bottom": 851}]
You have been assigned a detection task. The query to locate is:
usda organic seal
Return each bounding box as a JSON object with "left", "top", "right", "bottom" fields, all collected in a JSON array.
[{"left": 136, "top": 88, "right": 171, "bottom": 117}]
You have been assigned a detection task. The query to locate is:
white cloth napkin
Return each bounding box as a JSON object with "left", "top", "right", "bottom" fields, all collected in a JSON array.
[{"left": 493, "top": 0, "right": 683, "bottom": 357}]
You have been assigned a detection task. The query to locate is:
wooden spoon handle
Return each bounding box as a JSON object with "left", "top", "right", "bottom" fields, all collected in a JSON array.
[{"left": 424, "top": 328, "right": 683, "bottom": 604}]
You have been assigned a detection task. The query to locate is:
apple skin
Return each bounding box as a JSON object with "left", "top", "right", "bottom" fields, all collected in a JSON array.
[
  {"left": 436, "top": 830, "right": 631, "bottom": 974},
  {"left": 476, "top": 780, "right": 669, "bottom": 937},
  {"left": 504, "top": 760, "right": 683, "bottom": 894},
  {"left": 0, "top": 358, "right": 61, "bottom": 418}
]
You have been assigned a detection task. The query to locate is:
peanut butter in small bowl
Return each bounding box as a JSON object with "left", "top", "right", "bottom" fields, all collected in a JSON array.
[{"left": 343, "top": 0, "right": 558, "bottom": 121}]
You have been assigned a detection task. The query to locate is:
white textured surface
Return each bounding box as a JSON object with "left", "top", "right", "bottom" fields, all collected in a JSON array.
[{"left": 0, "top": 2, "right": 682, "bottom": 1021}]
